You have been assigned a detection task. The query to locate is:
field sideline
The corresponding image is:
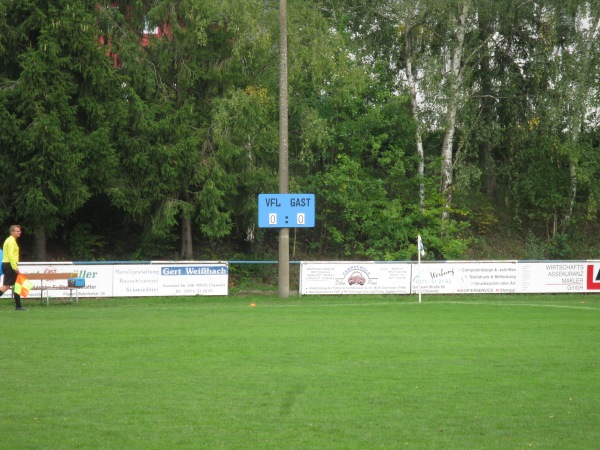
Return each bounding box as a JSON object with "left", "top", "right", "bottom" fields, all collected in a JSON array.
[{"left": 1, "top": 294, "right": 599, "bottom": 449}]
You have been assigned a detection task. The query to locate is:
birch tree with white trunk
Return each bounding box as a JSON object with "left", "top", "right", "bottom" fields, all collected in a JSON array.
[{"left": 557, "top": 3, "right": 600, "bottom": 230}]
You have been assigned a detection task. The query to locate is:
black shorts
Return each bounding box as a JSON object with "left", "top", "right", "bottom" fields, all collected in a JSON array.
[{"left": 1, "top": 262, "right": 17, "bottom": 286}]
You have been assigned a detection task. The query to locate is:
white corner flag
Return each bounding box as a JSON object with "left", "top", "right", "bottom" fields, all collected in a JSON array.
[{"left": 417, "top": 235, "right": 424, "bottom": 303}]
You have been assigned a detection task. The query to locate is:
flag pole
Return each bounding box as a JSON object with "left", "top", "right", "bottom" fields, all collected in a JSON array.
[{"left": 417, "top": 235, "right": 423, "bottom": 303}]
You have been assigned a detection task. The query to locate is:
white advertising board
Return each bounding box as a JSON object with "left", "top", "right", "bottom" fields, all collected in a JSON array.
[
  {"left": 19, "top": 263, "right": 113, "bottom": 298},
  {"left": 520, "top": 261, "right": 600, "bottom": 293},
  {"left": 587, "top": 263, "right": 600, "bottom": 292},
  {"left": 301, "top": 260, "right": 600, "bottom": 295},
  {"left": 112, "top": 263, "right": 228, "bottom": 297},
  {"left": 16, "top": 260, "right": 600, "bottom": 299},
  {"left": 300, "top": 262, "right": 411, "bottom": 295},
  {"left": 412, "top": 261, "right": 520, "bottom": 294},
  {"left": 19, "top": 262, "right": 228, "bottom": 298}
]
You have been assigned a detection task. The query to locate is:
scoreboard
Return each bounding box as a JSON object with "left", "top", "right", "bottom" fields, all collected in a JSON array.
[{"left": 258, "top": 194, "right": 315, "bottom": 228}]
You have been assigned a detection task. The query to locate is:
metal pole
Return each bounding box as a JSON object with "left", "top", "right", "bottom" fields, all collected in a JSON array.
[{"left": 278, "top": 0, "right": 289, "bottom": 298}]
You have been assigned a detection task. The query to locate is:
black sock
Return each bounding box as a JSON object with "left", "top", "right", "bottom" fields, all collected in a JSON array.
[{"left": 14, "top": 292, "right": 22, "bottom": 308}]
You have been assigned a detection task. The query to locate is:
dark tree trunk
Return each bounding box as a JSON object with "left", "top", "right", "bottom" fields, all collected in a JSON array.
[
  {"left": 34, "top": 227, "right": 47, "bottom": 261},
  {"left": 180, "top": 214, "right": 193, "bottom": 259}
]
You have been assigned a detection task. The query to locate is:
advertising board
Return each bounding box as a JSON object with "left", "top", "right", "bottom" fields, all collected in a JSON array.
[
  {"left": 19, "top": 262, "right": 228, "bottom": 298},
  {"left": 112, "top": 263, "right": 228, "bottom": 297},
  {"left": 300, "top": 262, "right": 411, "bottom": 295},
  {"left": 300, "top": 260, "right": 600, "bottom": 296},
  {"left": 519, "top": 262, "right": 597, "bottom": 293},
  {"left": 412, "top": 261, "right": 519, "bottom": 294}
]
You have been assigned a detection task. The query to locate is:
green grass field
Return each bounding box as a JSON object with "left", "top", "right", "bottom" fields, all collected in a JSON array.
[{"left": 1, "top": 294, "right": 599, "bottom": 449}]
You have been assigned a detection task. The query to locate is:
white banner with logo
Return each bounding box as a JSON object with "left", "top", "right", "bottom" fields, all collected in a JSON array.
[
  {"left": 300, "top": 260, "right": 600, "bottom": 295},
  {"left": 19, "top": 262, "right": 228, "bottom": 298},
  {"left": 12, "top": 260, "right": 600, "bottom": 298},
  {"left": 413, "top": 261, "right": 520, "bottom": 294},
  {"left": 299, "top": 262, "right": 411, "bottom": 295}
]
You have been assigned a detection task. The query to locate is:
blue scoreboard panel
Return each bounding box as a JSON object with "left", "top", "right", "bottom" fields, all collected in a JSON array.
[{"left": 258, "top": 194, "right": 315, "bottom": 228}]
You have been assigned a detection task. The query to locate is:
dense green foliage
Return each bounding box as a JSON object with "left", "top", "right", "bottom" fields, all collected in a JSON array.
[{"left": 1, "top": 0, "right": 598, "bottom": 261}]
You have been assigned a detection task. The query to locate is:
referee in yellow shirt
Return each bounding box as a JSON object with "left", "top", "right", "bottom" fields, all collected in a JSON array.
[{"left": 1, "top": 225, "right": 27, "bottom": 310}]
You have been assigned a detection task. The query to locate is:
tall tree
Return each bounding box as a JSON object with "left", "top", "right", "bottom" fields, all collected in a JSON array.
[
  {"left": 0, "top": 0, "right": 122, "bottom": 259},
  {"left": 103, "top": 0, "right": 276, "bottom": 259},
  {"left": 499, "top": 1, "right": 600, "bottom": 242},
  {"left": 551, "top": 2, "right": 600, "bottom": 230}
]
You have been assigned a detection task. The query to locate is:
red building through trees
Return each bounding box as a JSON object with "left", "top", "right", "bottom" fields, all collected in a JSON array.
[{"left": 97, "top": 2, "right": 173, "bottom": 67}]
